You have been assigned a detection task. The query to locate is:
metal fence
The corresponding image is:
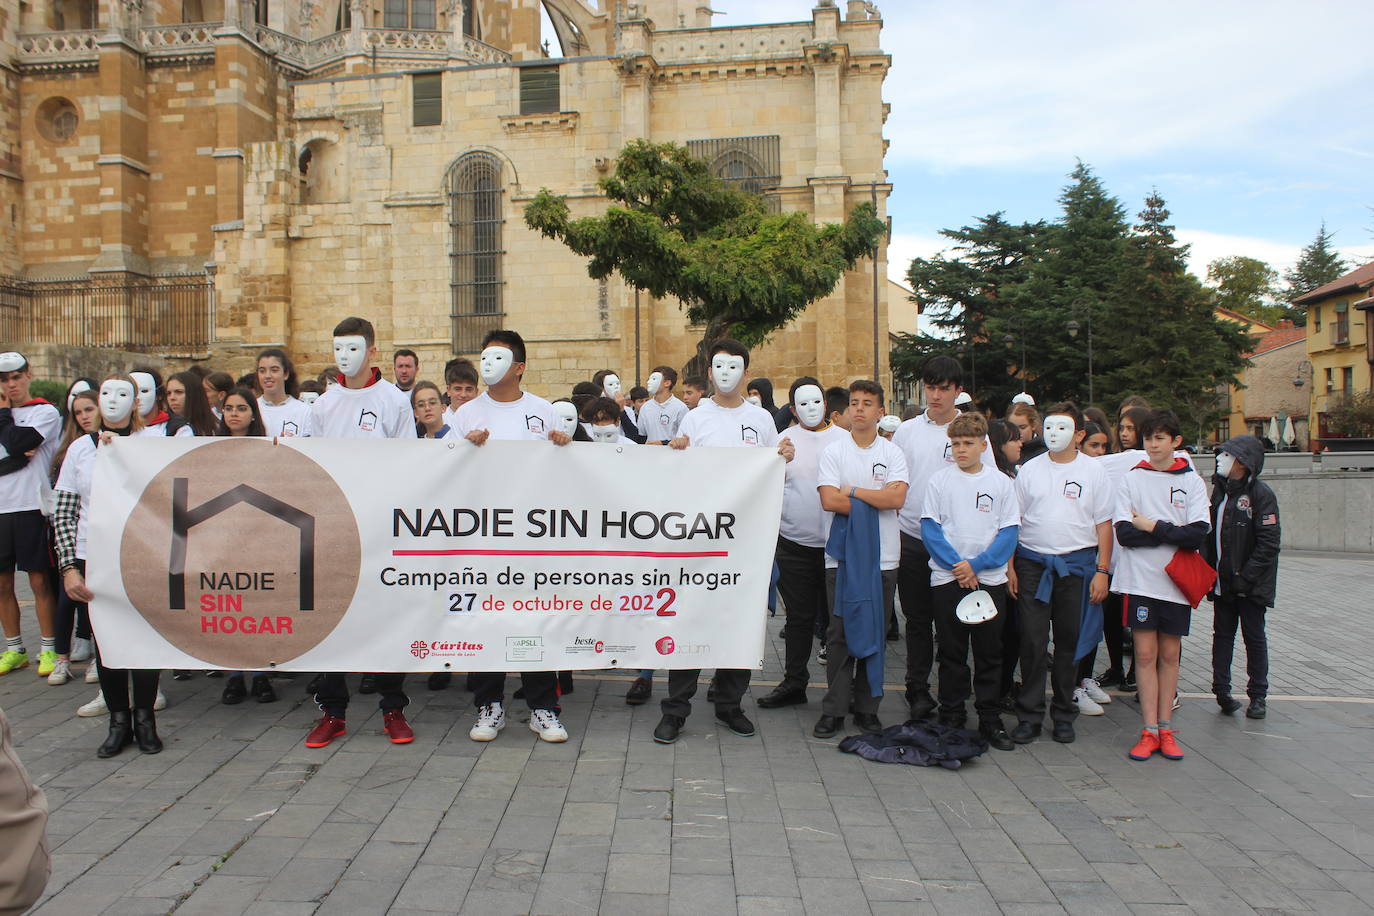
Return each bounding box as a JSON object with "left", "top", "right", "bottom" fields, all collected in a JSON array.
[{"left": 0, "top": 274, "right": 213, "bottom": 351}]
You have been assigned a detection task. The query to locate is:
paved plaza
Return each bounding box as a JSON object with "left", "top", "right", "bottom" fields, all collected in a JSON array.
[{"left": 3, "top": 552, "right": 1373, "bottom": 915}]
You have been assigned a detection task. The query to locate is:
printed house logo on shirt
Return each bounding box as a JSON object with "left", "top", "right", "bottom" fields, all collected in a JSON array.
[
  {"left": 119, "top": 438, "right": 361, "bottom": 669},
  {"left": 975, "top": 493, "right": 994, "bottom": 513},
  {"left": 1062, "top": 481, "right": 1082, "bottom": 500},
  {"left": 357, "top": 409, "right": 377, "bottom": 433},
  {"left": 871, "top": 462, "right": 888, "bottom": 484},
  {"left": 1170, "top": 487, "right": 1186, "bottom": 509},
  {"left": 280, "top": 421, "right": 300, "bottom": 438},
  {"left": 740, "top": 425, "right": 759, "bottom": 446},
  {"left": 942, "top": 442, "right": 954, "bottom": 462},
  {"left": 525, "top": 415, "right": 545, "bottom": 435}
]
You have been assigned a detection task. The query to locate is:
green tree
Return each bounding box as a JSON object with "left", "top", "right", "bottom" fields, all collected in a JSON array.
[
  {"left": 1207, "top": 255, "right": 1286, "bottom": 325},
  {"left": 1283, "top": 222, "right": 1348, "bottom": 303},
  {"left": 523, "top": 139, "right": 886, "bottom": 373}
]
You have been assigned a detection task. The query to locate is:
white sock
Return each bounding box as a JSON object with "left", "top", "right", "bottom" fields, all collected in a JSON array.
[
  {"left": 41, "top": 636, "right": 55, "bottom": 653},
  {"left": 5, "top": 635, "right": 22, "bottom": 654}
]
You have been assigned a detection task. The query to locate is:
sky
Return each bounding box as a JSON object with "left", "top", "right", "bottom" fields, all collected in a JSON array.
[{"left": 600, "top": 0, "right": 1374, "bottom": 290}]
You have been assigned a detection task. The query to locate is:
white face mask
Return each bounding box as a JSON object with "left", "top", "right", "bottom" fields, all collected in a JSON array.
[
  {"left": 646, "top": 372, "right": 663, "bottom": 395},
  {"left": 589, "top": 424, "right": 621, "bottom": 444},
  {"left": 711, "top": 354, "right": 745, "bottom": 395},
  {"left": 1216, "top": 452, "right": 1236, "bottom": 477},
  {"left": 552, "top": 401, "right": 579, "bottom": 437},
  {"left": 480, "top": 346, "right": 513, "bottom": 386},
  {"left": 129, "top": 372, "right": 157, "bottom": 417},
  {"left": 878, "top": 415, "right": 901, "bottom": 434},
  {"left": 333, "top": 335, "right": 369, "bottom": 378},
  {"left": 300, "top": 391, "right": 320, "bottom": 406},
  {"left": 792, "top": 384, "right": 825, "bottom": 428},
  {"left": 602, "top": 374, "right": 621, "bottom": 398},
  {"left": 746, "top": 395, "right": 762, "bottom": 407},
  {"left": 99, "top": 380, "right": 136, "bottom": 425},
  {"left": 1043, "top": 415, "right": 1076, "bottom": 453},
  {"left": 67, "top": 380, "right": 92, "bottom": 412}
]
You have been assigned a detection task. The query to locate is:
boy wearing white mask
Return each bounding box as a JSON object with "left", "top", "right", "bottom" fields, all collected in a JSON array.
[
  {"left": 584, "top": 398, "right": 636, "bottom": 445},
  {"left": 757, "top": 377, "right": 848, "bottom": 710},
  {"left": 129, "top": 369, "right": 192, "bottom": 438},
  {"left": 593, "top": 369, "right": 645, "bottom": 443},
  {"left": 454, "top": 329, "right": 574, "bottom": 744},
  {"left": 1007, "top": 402, "right": 1114, "bottom": 746},
  {"left": 305, "top": 317, "right": 417, "bottom": 750},
  {"left": 656, "top": 339, "right": 795, "bottom": 743},
  {"left": 636, "top": 366, "right": 688, "bottom": 445}
]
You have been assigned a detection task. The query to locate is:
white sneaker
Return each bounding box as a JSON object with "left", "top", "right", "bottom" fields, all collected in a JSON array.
[
  {"left": 469, "top": 702, "right": 506, "bottom": 741},
  {"left": 528, "top": 708, "right": 568, "bottom": 743},
  {"left": 85, "top": 660, "right": 100, "bottom": 683},
  {"left": 1072, "top": 686, "right": 1104, "bottom": 716},
  {"left": 47, "top": 658, "right": 72, "bottom": 685},
  {"left": 154, "top": 689, "right": 167, "bottom": 711},
  {"left": 70, "top": 637, "right": 93, "bottom": 662},
  {"left": 1080, "top": 677, "right": 1111, "bottom": 704},
  {"left": 77, "top": 691, "right": 107, "bottom": 717}
]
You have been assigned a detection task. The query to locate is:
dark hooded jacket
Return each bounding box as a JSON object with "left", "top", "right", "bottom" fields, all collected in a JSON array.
[{"left": 1204, "top": 435, "right": 1279, "bottom": 607}]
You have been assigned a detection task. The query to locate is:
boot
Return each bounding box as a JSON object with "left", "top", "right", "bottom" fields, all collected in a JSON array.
[
  {"left": 97, "top": 710, "right": 133, "bottom": 758},
  {"left": 132, "top": 708, "right": 163, "bottom": 754}
]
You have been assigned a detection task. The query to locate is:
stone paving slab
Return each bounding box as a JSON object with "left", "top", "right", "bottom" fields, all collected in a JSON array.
[{"left": 3, "top": 553, "right": 1373, "bottom": 915}]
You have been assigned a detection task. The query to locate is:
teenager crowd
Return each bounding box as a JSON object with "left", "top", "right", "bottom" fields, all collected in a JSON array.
[{"left": 0, "top": 322, "right": 1279, "bottom": 765}]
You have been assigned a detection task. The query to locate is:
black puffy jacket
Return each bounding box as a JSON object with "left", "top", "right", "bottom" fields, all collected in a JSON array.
[{"left": 1204, "top": 435, "right": 1280, "bottom": 607}]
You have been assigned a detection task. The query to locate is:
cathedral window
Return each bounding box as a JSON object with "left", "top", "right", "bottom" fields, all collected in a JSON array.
[{"left": 446, "top": 153, "right": 505, "bottom": 353}]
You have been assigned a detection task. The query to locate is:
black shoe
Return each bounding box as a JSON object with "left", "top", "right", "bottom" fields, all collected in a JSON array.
[
  {"left": 756, "top": 685, "right": 807, "bottom": 709},
  {"left": 980, "top": 719, "right": 1015, "bottom": 751},
  {"left": 716, "top": 708, "right": 756, "bottom": 737},
  {"left": 221, "top": 676, "right": 247, "bottom": 705},
  {"left": 359, "top": 674, "right": 377, "bottom": 694},
  {"left": 428, "top": 672, "right": 452, "bottom": 691},
  {"left": 1097, "top": 668, "right": 1125, "bottom": 690},
  {"left": 171, "top": 670, "right": 192, "bottom": 681},
  {"left": 250, "top": 674, "right": 277, "bottom": 704},
  {"left": 306, "top": 674, "right": 323, "bottom": 694},
  {"left": 908, "top": 701, "right": 936, "bottom": 722},
  {"left": 1122, "top": 667, "right": 1136, "bottom": 689},
  {"left": 886, "top": 621, "right": 901, "bottom": 642},
  {"left": 853, "top": 713, "right": 882, "bottom": 733},
  {"left": 1246, "top": 697, "right": 1267, "bottom": 719},
  {"left": 1010, "top": 721, "right": 1041, "bottom": 744},
  {"left": 938, "top": 713, "right": 967, "bottom": 730},
  {"left": 625, "top": 677, "right": 653, "bottom": 706},
  {"left": 653, "top": 715, "right": 683, "bottom": 744},
  {"left": 813, "top": 715, "right": 843, "bottom": 738},
  {"left": 1216, "top": 694, "right": 1242, "bottom": 715},
  {"left": 132, "top": 708, "right": 162, "bottom": 754},
  {"left": 97, "top": 711, "right": 134, "bottom": 758},
  {"left": 559, "top": 672, "right": 575, "bottom": 695},
  {"left": 1052, "top": 720, "right": 1075, "bottom": 743}
]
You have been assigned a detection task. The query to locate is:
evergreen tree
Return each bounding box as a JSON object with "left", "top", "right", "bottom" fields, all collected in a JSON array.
[{"left": 1284, "top": 222, "right": 1348, "bottom": 303}]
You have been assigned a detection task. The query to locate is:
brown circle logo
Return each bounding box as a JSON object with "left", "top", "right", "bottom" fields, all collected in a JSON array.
[{"left": 120, "top": 438, "right": 361, "bottom": 669}]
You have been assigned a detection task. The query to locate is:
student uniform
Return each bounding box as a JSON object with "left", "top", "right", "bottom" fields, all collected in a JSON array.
[
  {"left": 257, "top": 396, "right": 313, "bottom": 438},
  {"left": 0, "top": 398, "right": 62, "bottom": 574},
  {"left": 636, "top": 395, "right": 689, "bottom": 444},
  {"left": 132, "top": 412, "right": 193, "bottom": 438}
]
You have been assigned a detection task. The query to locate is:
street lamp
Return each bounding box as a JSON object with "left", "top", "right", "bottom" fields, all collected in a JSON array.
[
  {"left": 1067, "top": 299, "right": 1094, "bottom": 406},
  {"left": 1002, "top": 331, "right": 1028, "bottom": 391}
]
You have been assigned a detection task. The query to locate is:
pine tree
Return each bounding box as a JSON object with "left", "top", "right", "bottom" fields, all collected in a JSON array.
[{"left": 1284, "top": 222, "right": 1348, "bottom": 302}]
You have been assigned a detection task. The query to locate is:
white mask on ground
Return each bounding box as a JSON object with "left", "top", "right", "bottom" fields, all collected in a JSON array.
[
  {"left": 129, "top": 372, "right": 157, "bottom": 417},
  {"left": 333, "top": 335, "right": 368, "bottom": 378},
  {"left": 1043, "top": 415, "right": 1076, "bottom": 453},
  {"left": 792, "top": 384, "right": 825, "bottom": 428},
  {"left": 602, "top": 374, "right": 621, "bottom": 398},
  {"left": 1216, "top": 452, "right": 1236, "bottom": 477},
  {"left": 480, "top": 346, "right": 513, "bottom": 386},
  {"left": 552, "top": 401, "right": 579, "bottom": 437},
  {"left": 590, "top": 424, "right": 620, "bottom": 444},
  {"left": 99, "top": 380, "right": 136, "bottom": 425},
  {"left": 67, "top": 380, "right": 92, "bottom": 412},
  {"left": 646, "top": 372, "right": 663, "bottom": 395},
  {"left": 300, "top": 391, "right": 320, "bottom": 406},
  {"left": 711, "top": 354, "right": 745, "bottom": 395}
]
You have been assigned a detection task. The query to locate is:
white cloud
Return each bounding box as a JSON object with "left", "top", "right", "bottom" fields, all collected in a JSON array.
[{"left": 886, "top": 231, "right": 946, "bottom": 283}]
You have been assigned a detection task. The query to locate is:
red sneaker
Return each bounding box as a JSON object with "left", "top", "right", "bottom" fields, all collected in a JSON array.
[
  {"left": 1128, "top": 728, "right": 1160, "bottom": 760},
  {"left": 304, "top": 715, "right": 346, "bottom": 748},
  {"left": 1157, "top": 728, "right": 1184, "bottom": 760},
  {"left": 383, "top": 710, "right": 414, "bottom": 744}
]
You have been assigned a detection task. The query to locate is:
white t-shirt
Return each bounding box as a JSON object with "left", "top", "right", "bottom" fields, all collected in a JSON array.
[
  {"left": 778, "top": 424, "right": 850, "bottom": 548},
  {"left": 309, "top": 371, "right": 417, "bottom": 439},
  {"left": 637, "top": 395, "right": 689, "bottom": 443},
  {"left": 921, "top": 463, "right": 1020, "bottom": 587},
  {"left": 1014, "top": 450, "right": 1114, "bottom": 555},
  {"left": 817, "top": 433, "right": 910, "bottom": 570},
  {"left": 0, "top": 400, "right": 63, "bottom": 512},
  {"left": 892, "top": 409, "right": 996, "bottom": 538},
  {"left": 258, "top": 396, "right": 313, "bottom": 438},
  {"left": 677, "top": 398, "right": 779, "bottom": 449},
  {"left": 452, "top": 391, "right": 558, "bottom": 442},
  {"left": 1112, "top": 460, "right": 1210, "bottom": 604},
  {"left": 133, "top": 417, "right": 194, "bottom": 439},
  {"left": 1096, "top": 449, "right": 1195, "bottom": 573},
  {"left": 54, "top": 434, "right": 97, "bottom": 561}
]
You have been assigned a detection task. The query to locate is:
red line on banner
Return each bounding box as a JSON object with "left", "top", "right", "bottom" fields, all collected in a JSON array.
[{"left": 392, "top": 548, "right": 730, "bottom": 558}]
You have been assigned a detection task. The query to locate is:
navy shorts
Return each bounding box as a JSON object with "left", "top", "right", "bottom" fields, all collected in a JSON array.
[
  {"left": 1126, "top": 594, "right": 1190, "bottom": 637},
  {"left": 0, "top": 510, "right": 53, "bottom": 573}
]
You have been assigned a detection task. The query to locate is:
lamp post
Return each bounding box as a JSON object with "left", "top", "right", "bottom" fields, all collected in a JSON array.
[
  {"left": 1067, "top": 298, "right": 1094, "bottom": 406},
  {"left": 1002, "top": 329, "right": 1027, "bottom": 390}
]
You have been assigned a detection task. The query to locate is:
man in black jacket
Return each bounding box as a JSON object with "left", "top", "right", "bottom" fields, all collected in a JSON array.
[{"left": 1204, "top": 435, "right": 1279, "bottom": 720}]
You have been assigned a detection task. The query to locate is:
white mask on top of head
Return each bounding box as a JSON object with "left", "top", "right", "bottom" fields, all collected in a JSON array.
[
  {"left": 589, "top": 424, "right": 621, "bottom": 444},
  {"left": 792, "top": 384, "right": 825, "bottom": 428},
  {"left": 67, "top": 380, "right": 92, "bottom": 412},
  {"left": 878, "top": 415, "right": 901, "bottom": 434},
  {"left": 602, "top": 374, "right": 621, "bottom": 398},
  {"left": 1043, "top": 415, "right": 1076, "bottom": 453},
  {"left": 646, "top": 372, "right": 663, "bottom": 395},
  {"left": 99, "top": 379, "right": 136, "bottom": 425},
  {"left": 552, "top": 401, "right": 579, "bottom": 438},
  {"left": 333, "top": 335, "right": 369, "bottom": 379},
  {"left": 300, "top": 391, "right": 320, "bottom": 406},
  {"left": 479, "top": 346, "right": 513, "bottom": 386},
  {"left": 954, "top": 392, "right": 972, "bottom": 407},
  {"left": 1216, "top": 452, "right": 1236, "bottom": 478},
  {"left": 711, "top": 354, "right": 745, "bottom": 395},
  {"left": 129, "top": 372, "right": 157, "bottom": 417}
]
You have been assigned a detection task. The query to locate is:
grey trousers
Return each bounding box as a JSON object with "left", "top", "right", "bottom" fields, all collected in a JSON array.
[{"left": 821, "top": 567, "right": 898, "bottom": 717}]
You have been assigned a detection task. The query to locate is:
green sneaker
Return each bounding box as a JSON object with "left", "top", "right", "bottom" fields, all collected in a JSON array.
[
  {"left": 37, "top": 649, "right": 59, "bottom": 677},
  {"left": 0, "top": 649, "right": 29, "bottom": 674}
]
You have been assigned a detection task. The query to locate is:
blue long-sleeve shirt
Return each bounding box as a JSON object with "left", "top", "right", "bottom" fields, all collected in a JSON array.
[{"left": 920, "top": 518, "right": 1019, "bottom": 573}]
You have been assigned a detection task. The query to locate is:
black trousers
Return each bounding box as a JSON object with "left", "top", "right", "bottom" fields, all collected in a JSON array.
[
  {"left": 820, "top": 568, "right": 897, "bottom": 717},
  {"left": 54, "top": 559, "right": 90, "bottom": 656},
  {"left": 661, "top": 668, "right": 750, "bottom": 720},
  {"left": 469, "top": 671, "right": 559, "bottom": 712},
  {"left": 895, "top": 532, "right": 936, "bottom": 707},
  {"left": 93, "top": 638, "right": 159, "bottom": 713},
  {"left": 1077, "top": 590, "right": 1125, "bottom": 680},
  {"left": 933, "top": 581, "right": 1007, "bottom": 723},
  {"left": 1014, "top": 557, "right": 1083, "bottom": 726},
  {"left": 1211, "top": 595, "right": 1269, "bottom": 699},
  {"left": 774, "top": 536, "right": 828, "bottom": 691},
  {"left": 315, "top": 673, "right": 408, "bottom": 719},
  {"left": 999, "top": 588, "right": 1020, "bottom": 697}
]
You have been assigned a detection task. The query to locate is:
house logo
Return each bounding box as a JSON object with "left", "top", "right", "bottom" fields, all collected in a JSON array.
[
  {"left": 975, "top": 493, "right": 994, "bottom": 513},
  {"left": 120, "top": 438, "right": 361, "bottom": 669},
  {"left": 280, "top": 421, "right": 301, "bottom": 438},
  {"left": 740, "top": 425, "right": 759, "bottom": 446},
  {"left": 525, "top": 415, "right": 546, "bottom": 435},
  {"left": 1062, "top": 481, "right": 1082, "bottom": 500},
  {"left": 871, "top": 462, "right": 888, "bottom": 484},
  {"left": 942, "top": 442, "right": 954, "bottom": 462},
  {"left": 357, "top": 409, "right": 377, "bottom": 433},
  {"left": 1170, "top": 487, "right": 1186, "bottom": 509}
]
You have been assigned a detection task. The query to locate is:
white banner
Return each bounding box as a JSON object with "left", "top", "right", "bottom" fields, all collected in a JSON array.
[{"left": 88, "top": 437, "right": 782, "bottom": 672}]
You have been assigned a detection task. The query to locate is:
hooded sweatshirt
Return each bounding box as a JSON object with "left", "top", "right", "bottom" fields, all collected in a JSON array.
[{"left": 1203, "top": 435, "right": 1279, "bottom": 606}]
